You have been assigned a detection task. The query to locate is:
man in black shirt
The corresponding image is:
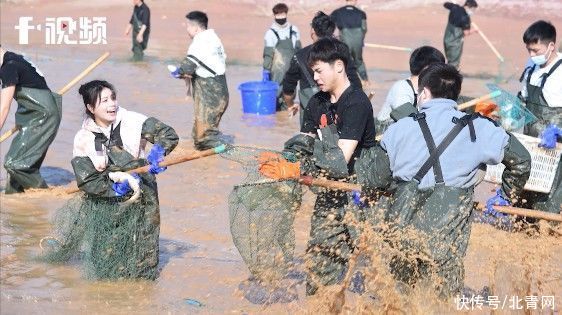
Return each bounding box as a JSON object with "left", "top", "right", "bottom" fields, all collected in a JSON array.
[
  {"left": 0, "top": 46, "right": 61, "bottom": 193},
  {"left": 443, "top": 0, "right": 478, "bottom": 68},
  {"left": 260, "top": 37, "right": 378, "bottom": 296},
  {"left": 125, "top": 0, "right": 150, "bottom": 61},
  {"left": 282, "top": 11, "right": 361, "bottom": 123},
  {"left": 331, "top": 0, "right": 369, "bottom": 83}
]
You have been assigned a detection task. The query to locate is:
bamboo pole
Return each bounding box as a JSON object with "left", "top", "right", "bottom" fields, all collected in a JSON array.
[
  {"left": 65, "top": 145, "right": 227, "bottom": 194},
  {"left": 472, "top": 22, "right": 505, "bottom": 63},
  {"left": 365, "top": 43, "right": 413, "bottom": 52},
  {"left": 457, "top": 90, "right": 502, "bottom": 110},
  {"left": 0, "top": 125, "right": 21, "bottom": 143}
]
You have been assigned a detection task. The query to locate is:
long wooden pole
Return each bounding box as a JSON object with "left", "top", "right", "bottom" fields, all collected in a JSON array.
[
  {"left": 0, "top": 52, "right": 111, "bottom": 144},
  {"left": 57, "top": 52, "right": 111, "bottom": 95},
  {"left": 65, "top": 145, "right": 227, "bottom": 194},
  {"left": 0, "top": 125, "right": 21, "bottom": 143},
  {"left": 365, "top": 43, "right": 413, "bottom": 52},
  {"left": 472, "top": 22, "right": 505, "bottom": 63},
  {"left": 457, "top": 90, "right": 502, "bottom": 110}
]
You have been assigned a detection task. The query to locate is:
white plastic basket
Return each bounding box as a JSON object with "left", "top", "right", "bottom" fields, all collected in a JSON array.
[{"left": 485, "top": 133, "right": 562, "bottom": 193}]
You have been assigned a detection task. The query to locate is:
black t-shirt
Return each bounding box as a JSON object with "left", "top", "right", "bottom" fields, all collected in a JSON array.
[
  {"left": 130, "top": 2, "right": 151, "bottom": 32},
  {"left": 444, "top": 2, "right": 471, "bottom": 30},
  {"left": 302, "top": 85, "right": 376, "bottom": 151},
  {"left": 0, "top": 51, "right": 49, "bottom": 90},
  {"left": 331, "top": 5, "right": 367, "bottom": 30}
]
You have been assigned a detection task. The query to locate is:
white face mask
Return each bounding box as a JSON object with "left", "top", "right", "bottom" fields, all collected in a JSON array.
[
  {"left": 531, "top": 44, "right": 553, "bottom": 66},
  {"left": 466, "top": 9, "right": 474, "bottom": 16}
]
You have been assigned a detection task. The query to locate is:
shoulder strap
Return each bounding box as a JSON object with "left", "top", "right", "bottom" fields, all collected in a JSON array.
[
  {"left": 270, "top": 28, "right": 280, "bottom": 41},
  {"left": 540, "top": 59, "right": 562, "bottom": 88},
  {"left": 187, "top": 54, "right": 217, "bottom": 76},
  {"left": 295, "top": 54, "right": 318, "bottom": 90},
  {"left": 406, "top": 79, "right": 417, "bottom": 107},
  {"left": 412, "top": 112, "right": 443, "bottom": 183},
  {"left": 519, "top": 65, "right": 533, "bottom": 82},
  {"left": 413, "top": 114, "right": 477, "bottom": 183}
]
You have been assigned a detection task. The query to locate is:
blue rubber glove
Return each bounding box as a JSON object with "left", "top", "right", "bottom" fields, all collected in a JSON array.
[
  {"left": 168, "top": 65, "right": 182, "bottom": 79},
  {"left": 262, "top": 69, "right": 271, "bottom": 81},
  {"left": 112, "top": 173, "right": 141, "bottom": 197},
  {"left": 485, "top": 188, "right": 510, "bottom": 218},
  {"left": 351, "top": 190, "right": 366, "bottom": 208},
  {"left": 539, "top": 124, "right": 561, "bottom": 149},
  {"left": 147, "top": 144, "right": 167, "bottom": 174}
]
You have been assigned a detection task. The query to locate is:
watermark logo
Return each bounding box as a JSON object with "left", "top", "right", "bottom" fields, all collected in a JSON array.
[
  {"left": 15, "top": 17, "right": 107, "bottom": 45},
  {"left": 456, "top": 294, "right": 556, "bottom": 311}
]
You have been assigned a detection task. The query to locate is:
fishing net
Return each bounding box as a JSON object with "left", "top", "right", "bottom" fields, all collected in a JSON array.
[
  {"left": 39, "top": 173, "right": 160, "bottom": 281},
  {"left": 220, "top": 145, "right": 303, "bottom": 282},
  {"left": 486, "top": 83, "right": 537, "bottom": 132}
]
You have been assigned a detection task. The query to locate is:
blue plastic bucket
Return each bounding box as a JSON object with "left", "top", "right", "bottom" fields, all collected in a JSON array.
[{"left": 238, "top": 81, "right": 279, "bottom": 115}]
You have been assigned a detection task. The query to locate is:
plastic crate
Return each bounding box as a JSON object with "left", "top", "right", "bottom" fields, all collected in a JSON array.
[{"left": 485, "top": 133, "right": 562, "bottom": 193}]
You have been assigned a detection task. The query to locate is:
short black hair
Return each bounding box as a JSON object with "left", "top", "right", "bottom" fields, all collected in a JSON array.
[
  {"left": 78, "top": 80, "right": 117, "bottom": 120},
  {"left": 464, "top": 0, "right": 478, "bottom": 8},
  {"left": 308, "top": 37, "right": 349, "bottom": 69},
  {"left": 523, "top": 20, "right": 557, "bottom": 45},
  {"left": 311, "top": 11, "right": 335, "bottom": 38},
  {"left": 409, "top": 46, "right": 446, "bottom": 76},
  {"left": 417, "top": 63, "right": 462, "bottom": 101},
  {"left": 186, "top": 11, "right": 208, "bottom": 29},
  {"left": 272, "top": 3, "right": 288, "bottom": 14}
]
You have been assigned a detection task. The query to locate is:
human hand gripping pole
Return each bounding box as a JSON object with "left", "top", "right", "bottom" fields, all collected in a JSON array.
[
  {"left": 485, "top": 188, "right": 510, "bottom": 218},
  {"left": 147, "top": 144, "right": 167, "bottom": 174},
  {"left": 65, "top": 145, "right": 228, "bottom": 195},
  {"left": 258, "top": 152, "right": 300, "bottom": 180}
]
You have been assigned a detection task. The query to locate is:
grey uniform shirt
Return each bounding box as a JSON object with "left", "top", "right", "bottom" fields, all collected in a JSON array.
[{"left": 381, "top": 98, "right": 509, "bottom": 189}]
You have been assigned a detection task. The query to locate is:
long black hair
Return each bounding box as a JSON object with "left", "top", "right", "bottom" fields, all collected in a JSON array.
[{"left": 78, "top": 80, "right": 116, "bottom": 119}]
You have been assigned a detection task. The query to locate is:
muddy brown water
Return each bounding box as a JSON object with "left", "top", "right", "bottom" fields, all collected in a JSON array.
[{"left": 1, "top": 0, "right": 561, "bottom": 313}]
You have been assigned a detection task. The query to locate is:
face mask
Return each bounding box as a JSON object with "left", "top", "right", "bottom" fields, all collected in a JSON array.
[
  {"left": 466, "top": 9, "right": 473, "bottom": 15},
  {"left": 275, "top": 18, "right": 287, "bottom": 25},
  {"left": 531, "top": 45, "right": 553, "bottom": 66}
]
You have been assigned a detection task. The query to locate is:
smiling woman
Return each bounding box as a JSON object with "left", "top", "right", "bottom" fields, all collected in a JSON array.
[{"left": 41, "top": 79, "right": 179, "bottom": 280}]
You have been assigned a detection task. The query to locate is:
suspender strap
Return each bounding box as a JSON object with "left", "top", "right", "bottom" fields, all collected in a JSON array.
[
  {"left": 406, "top": 79, "right": 417, "bottom": 107},
  {"left": 519, "top": 66, "right": 533, "bottom": 83},
  {"left": 412, "top": 113, "right": 443, "bottom": 183},
  {"left": 187, "top": 54, "right": 217, "bottom": 76},
  {"left": 413, "top": 114, "right": 475, "bottom": 183},
  {"left": 540, "top": 59, "right": 562, "bottom": 89},
  {"left": 270, "top": 28, "right": 280, "bottom": 41}
]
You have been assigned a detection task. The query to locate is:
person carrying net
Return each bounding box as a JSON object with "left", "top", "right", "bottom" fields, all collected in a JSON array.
[
  {"left": 43, "top": 80, "right": 178, "bottom": 280},
  {"left": 260, "top": 37, "right": 385, "bottom": 296}
]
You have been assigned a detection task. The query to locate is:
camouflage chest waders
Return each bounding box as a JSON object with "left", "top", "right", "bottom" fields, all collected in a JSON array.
[
  {"left": 384, "top": 113, "right": 477, "bottom": 298},
  {"left": 443, "top": 23, "right": 464, "bottom": 69},
  {"left": 4, "top": 87, "right": 61, "bottom": 193},
  {"left": 191, "top": 69, "right": 229, "bottom": 150},
  {"left": 520, "top": 60, "right": 562, "bottom": 214},
  {"left": 70, "top": 121, "right": 168, "bottom": 280}
]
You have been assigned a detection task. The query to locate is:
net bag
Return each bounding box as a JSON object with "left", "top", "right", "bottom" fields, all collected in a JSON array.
[
  {"left": 486, "top": 83, "right": 537, "bottom": 132},
  {"left": 221, "top": 145, "right": 303, "bottom": 281}
]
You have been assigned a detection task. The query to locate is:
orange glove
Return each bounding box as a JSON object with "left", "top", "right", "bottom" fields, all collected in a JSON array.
[
  {"left": 258, "top": 152, "right": 300, "bottom": 180},
  {"left": 475, "top": 101, "right": 499, "bottom": 120}
]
